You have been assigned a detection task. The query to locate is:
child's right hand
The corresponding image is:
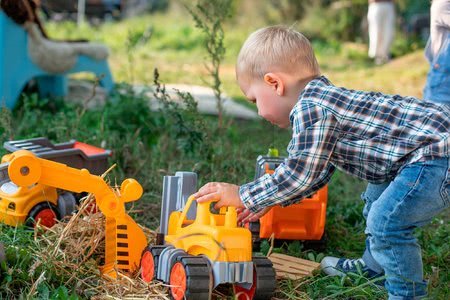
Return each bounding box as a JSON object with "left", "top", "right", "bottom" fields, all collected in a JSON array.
[{"left": 193, "top": 182, "right": 244, "bottom": 209}]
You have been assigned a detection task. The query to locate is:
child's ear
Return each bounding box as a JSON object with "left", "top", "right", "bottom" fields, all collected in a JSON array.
[{"left": 264, "top": 73, "right": 284, "bottom": 96}]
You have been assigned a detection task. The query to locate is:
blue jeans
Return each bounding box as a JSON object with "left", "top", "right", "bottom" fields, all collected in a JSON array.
[{"left": 360, "top": 157, "right": 450, "bottom": 300}]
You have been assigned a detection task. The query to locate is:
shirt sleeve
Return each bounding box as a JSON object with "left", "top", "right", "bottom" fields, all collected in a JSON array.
[{"left": 239, "top": 105, "right": 340, "bottom": 213}]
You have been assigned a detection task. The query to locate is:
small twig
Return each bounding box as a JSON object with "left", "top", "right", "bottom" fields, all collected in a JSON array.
[
  {"left": 267, "top": 232, "right": 275, "bottom": 257},
  {"left": 27, "top": 271, "right": 46, "bottom": 299}
]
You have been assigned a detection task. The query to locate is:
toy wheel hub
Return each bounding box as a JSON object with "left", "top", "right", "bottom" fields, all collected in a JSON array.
[
  {"left": 35, "top": 208, "right": 57, "bottom": 228},
  {"left": 140, "top": 251, "right": 155, "bottom": 283},
  {"left": 170, "top": 262, "right": 187, "bottom": 300}
]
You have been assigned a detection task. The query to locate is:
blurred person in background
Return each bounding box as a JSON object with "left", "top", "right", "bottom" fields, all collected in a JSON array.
[
  {"left": 423, "top": 0, "right": 450, "bottom": 104},
  {"left": 367, "top": 0, "right": 396, "bottom": 64}
]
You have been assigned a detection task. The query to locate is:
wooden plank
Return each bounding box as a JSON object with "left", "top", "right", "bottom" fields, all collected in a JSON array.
[
  {"left": 269, "top": 256, "right": 317, "bottom": 272},
  {"left": 269, "top": 253, "right": 320, "bottom": 267},
  {"left": 276, "top": 272, "right": 305, "bottom": 280},
  {"left": 268, "top": 253, "right": 320, "bottom": 280}
]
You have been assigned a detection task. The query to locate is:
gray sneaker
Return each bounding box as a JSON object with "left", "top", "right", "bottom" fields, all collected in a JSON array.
[{"left": 321, "top": 256, "right": 383, "bottom": 279}]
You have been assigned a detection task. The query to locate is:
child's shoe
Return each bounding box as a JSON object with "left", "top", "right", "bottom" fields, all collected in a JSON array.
[{"left": 320, "top": 256, "right": 383, "bottom": 279}]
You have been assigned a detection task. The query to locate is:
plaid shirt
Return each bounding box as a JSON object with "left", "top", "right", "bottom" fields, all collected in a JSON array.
[{"left": 240, "top": 76, "right": 450, "bottom": 213}]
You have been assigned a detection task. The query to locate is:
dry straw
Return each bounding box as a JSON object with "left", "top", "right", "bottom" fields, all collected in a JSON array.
[
  {"left": 30, "top": 185, "right": 166, "bottom": 299},
  {"left": 29, "top": 165, "right": 255, "bottom": 299}
]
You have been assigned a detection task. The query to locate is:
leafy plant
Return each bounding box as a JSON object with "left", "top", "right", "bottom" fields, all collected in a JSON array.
[
  {"left": 185, "top": 0, "right": 233, "bottom": 128},
  {"left": 152, "top": 68, "right": 212, "bottom": 157}
]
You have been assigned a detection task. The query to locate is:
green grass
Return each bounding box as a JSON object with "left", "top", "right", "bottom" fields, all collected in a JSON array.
[{"left": 0, "top": 5, "right": 448, "bottom": 299}]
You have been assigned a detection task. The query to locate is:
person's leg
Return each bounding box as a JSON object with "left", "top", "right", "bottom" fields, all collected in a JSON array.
[
  {"left": 380, "top": 2, "right": 395, "bottom": 63},
  {"left": 321, "top": 182, "right": 388, "bottom": 277},
  {"left": 367, "top": 158, "right": 450, "bottom": 299},
  {"left": 361, "top": 182, "right": 390, "bottom": 274},
  {"left": 367, "top": 3, "right": 380, "bottom": 59}
]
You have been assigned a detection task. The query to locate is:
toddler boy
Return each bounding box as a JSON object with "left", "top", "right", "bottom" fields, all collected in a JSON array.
[{"left": 193, "top": 25, "right": 450, "bottom": 300}]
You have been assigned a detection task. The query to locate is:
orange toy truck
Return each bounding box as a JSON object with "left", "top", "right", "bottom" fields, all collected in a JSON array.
[{"left": 249, "top": 149, "right": 328, "bottom": 250}]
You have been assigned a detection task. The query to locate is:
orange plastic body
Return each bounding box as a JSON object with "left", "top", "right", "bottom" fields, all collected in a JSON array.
[
  {"left": 5, "top": 150, "right": 148, "bottom": 278},
  {"left": 165, "top": 196, "right": 252, "bottom": 263},
  {"left": 259, "top": 164, "right": 328, "bottom": 240},
  {"left": 73, "top": 141, "right": 107, "bottom": 156}
]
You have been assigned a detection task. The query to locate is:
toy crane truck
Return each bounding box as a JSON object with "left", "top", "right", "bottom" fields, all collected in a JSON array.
[
  {"left": 140, "top": 172, "right": 276, "bottom": 300},
  {"left": 0, "top": 137, "right": 111, "bottom": 228},
  {"left": 4, "top": 150, "right": 147, "bottom": 278},
  {"left": 249, "top": 149, "right": 328, "bottom": 250}
]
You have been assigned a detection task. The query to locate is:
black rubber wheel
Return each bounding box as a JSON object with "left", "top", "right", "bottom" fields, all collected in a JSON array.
[
  {"left": 248, "top": 221, "right": 262, "bottom": 252},
  {"left": 169, "top": 254, "right": 212, "bottom": 300},
  {"left": 252, "top": 256, "right": 277, "bottom": 299},
  {"left": 25, "top": 202, "right": 60, "bottom": 228},
  {"left": 140, "top": 245, "right": 169, "bottom": 283}
]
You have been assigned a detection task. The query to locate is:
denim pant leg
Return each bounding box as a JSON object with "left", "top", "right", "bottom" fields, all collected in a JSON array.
[
  {"left": 361, "top": 182, "right": 390, "bottom": 274},
  {"left": 366, "top": 158, "right": 450, "bottom": 299}
]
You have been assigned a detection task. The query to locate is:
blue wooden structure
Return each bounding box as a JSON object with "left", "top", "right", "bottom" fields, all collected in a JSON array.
[{"left": 0, "top": 11, "right": 114, "bottom": 109}]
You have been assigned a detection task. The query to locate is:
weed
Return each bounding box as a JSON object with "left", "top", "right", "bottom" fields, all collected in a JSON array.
[{"left": 186, "top": 0, "right": 232, "bottom": 128}]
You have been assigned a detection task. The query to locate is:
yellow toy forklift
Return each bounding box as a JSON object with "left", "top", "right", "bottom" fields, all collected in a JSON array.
[{"left": 140, "top": 172, "right": 276, "bottom": 300}]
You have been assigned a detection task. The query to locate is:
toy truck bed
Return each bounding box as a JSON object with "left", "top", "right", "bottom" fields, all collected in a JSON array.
[
  {"left": 3, "top": 137, "right": 111, "bottom": 175},
  {"left": 254, "top": 154, "right": 328, "bottom": 241}
]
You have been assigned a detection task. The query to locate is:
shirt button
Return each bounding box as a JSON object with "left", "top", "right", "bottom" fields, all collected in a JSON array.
[{"left": 434, "top": 63, "right": 440, "bottom": 69}]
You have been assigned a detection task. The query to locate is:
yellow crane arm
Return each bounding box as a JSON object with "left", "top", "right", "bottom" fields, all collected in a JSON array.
[{"left": 7, "top": 150, "right": 148, "bottom": 278}]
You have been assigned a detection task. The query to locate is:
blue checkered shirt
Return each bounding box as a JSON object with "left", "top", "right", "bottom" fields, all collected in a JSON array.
[{"left": 240, "top": 76, "right": 450, "bottom": 213}]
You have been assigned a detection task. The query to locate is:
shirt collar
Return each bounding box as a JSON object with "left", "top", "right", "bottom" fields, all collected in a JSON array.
[{"left": 289, "top": 75, "right": 333, "bottom": 124}]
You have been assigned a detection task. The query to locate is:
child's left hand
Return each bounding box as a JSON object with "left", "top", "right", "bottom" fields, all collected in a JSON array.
[
  {"left": 193, "top": 182, "right": 244, "bottom": 210},
  {"left": 237, "top": 207, "right": 271, "bottom": 225}
]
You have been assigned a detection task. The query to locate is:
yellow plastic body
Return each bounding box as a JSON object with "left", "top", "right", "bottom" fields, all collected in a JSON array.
[
  {"left": 0, "top": 153, "right": 59, "bottom": 226},
  {"left": 0, "top": 184, "right": 57, "bottom": 226},
  {"left": 1, "top": 153, "right": 12, "bottom": 163},
  {"left": 5, "top": 150, "right": 148, "bottom": 278},
  {"left": 165, "top": 196, "right": 252, "bottom": 263}
]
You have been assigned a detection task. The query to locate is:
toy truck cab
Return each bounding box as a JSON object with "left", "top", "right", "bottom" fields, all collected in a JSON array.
[
  {"left": 0, "top": 174, "right": 60, "bottom": 227},
  {"left": 141, "top": 172, "right": 276, "bottom": 300},
  {"left": 165, "top": 196, "right": 252, "bottom": 262},
  {"left": 0, "top": 137, "right": 111, "bottom": 227}
]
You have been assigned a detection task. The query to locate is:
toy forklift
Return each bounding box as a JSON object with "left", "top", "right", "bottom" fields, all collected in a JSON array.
[
  {"left": 140, "top": 172, "right": 276, "bottom": 300},
  {"left": 249, "top": 149, "right": 328, "bottom": 250},
  {"left": 0, "top": 137, "right": 111, "bottom": 228}
]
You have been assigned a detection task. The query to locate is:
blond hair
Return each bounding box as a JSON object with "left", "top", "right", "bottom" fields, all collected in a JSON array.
[{"left": 236, "top": 25, "right": 320, "bottom": 81}]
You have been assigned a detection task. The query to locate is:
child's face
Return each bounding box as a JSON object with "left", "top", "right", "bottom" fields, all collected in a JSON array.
[{"left": 238, "top": 76, "right": 293, "bottom": 128}]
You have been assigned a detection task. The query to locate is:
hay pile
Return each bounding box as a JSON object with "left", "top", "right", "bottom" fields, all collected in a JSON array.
[{"left": 30, "top": 194, "right": 168, "bottom": 299}]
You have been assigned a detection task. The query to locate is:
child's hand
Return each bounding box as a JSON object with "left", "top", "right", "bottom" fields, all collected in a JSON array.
[
  {"left": 237, "top": 207, "right": 271, "bottom": 225},
  {"left": 193, "top": 182, "right": 244, "bottom": 209}
]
